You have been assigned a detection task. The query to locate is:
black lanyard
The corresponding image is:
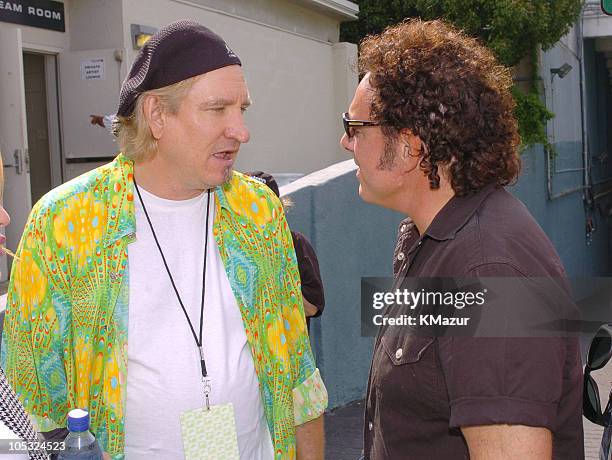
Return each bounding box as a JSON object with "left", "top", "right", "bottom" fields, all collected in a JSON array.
[{"left": 133, "top": 178, "right": 212, "bottom": 403}]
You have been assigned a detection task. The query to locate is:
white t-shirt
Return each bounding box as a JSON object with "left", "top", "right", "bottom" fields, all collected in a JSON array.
[
  {"left": 124, "top": 186, "right": 274, "bottom": 459},
  {"left": 102, "top": 114, "right": 116, "bottom": 135}
]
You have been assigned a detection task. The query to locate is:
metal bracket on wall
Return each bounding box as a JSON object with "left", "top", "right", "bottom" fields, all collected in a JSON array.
[{"left": 2, "top": 150, "right": 24, "bottom": 175}]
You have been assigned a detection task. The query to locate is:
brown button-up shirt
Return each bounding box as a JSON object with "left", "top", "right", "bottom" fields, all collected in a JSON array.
[{"left": 364, "top": 184, "right": 584, "bottom": 459}]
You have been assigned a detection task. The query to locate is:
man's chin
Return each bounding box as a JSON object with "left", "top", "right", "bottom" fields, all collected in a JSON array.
[
  {"left": 222, "top": 166, "right": 234, "bottom": 184},
  {"left": 200, "top": 167, "right": 234, "bottom": 190},
  {"left": 358, "top": 185, "right": 371, "bottom": 203}
]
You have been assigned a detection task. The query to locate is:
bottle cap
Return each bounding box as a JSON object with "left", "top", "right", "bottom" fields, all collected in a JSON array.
[{"left": 66, "top": 408, "right": 90, "bottom": 432}]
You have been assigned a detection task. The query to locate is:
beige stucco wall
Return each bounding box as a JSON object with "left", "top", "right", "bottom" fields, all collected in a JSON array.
[
  {"left": 68, "top": 0, "right": 124, "bottom": 51},
  {"left": 175, "top": 0, "right": 342, "bottom": 42}
]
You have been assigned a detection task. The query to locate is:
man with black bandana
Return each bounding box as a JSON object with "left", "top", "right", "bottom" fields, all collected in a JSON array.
[{"left": 3, "top": 20, "right": 326, "bottom": 460}]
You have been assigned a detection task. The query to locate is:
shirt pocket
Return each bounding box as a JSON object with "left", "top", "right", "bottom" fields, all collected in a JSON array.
[{"left": 376, "top": 334, "right": 448, "bottom": 420}]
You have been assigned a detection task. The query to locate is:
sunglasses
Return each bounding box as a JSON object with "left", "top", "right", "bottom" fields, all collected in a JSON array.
[
  {"left": 342, "top": 112, "right": 380, "bottom": 138},
  {"left": 584, "top": 323, "right": 612, "bottom": 426}
]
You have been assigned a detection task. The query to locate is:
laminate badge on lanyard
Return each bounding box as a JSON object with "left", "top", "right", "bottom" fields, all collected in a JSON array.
[{"left": 180, "top": 403, "right": 240, "bottom": 460}]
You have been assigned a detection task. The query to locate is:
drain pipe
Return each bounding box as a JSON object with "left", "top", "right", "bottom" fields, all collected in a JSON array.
[
  {"left": 578, "top": 12, "right": 592, "bottom": 207},
  {"left": 546, "top": 16, "right": 590, "bottom": 201}
]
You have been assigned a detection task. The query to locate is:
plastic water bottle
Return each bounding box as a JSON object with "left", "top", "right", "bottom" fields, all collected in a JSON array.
[{"left": 57, "top": 409, "right": 104, "bottom": 460}]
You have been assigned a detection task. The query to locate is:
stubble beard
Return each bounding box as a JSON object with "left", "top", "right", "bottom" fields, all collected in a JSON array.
[
  {"left": 222, "top": 165, "right": 234, "bottom": 184},
  {"left": 377, "top": 135, "right": 397, "bottom": 171}
]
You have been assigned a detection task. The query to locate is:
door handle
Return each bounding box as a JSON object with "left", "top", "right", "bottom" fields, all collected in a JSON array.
[{"left": 3, "top": 150, "right": 24, "bottom": 174}]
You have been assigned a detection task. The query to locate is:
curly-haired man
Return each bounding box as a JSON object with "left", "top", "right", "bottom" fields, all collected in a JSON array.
[{"left": 341, "top": 19, "right": 583, "bottom": 459}]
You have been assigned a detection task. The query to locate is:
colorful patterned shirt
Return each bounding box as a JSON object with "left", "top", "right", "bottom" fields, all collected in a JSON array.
[{"left": 1, "top": 155, "right": 327, "bottom": 459}]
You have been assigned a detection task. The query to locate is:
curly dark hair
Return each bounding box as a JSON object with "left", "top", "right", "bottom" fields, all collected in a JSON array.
[{"left": 359, "top": 19, "right": 521, "bottom": 196}]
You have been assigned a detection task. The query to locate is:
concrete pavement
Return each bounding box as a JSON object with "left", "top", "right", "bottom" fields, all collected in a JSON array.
[{"left": 325, "top": 400, "right": 364, "bottom": 460}]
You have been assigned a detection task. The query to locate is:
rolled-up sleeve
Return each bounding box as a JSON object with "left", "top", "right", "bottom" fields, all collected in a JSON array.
[
  {"left": 438, "top": 262, "right": 582, "bottom": 432},
  {"left": 275, "top": 206, "right": 328, "bottom": 426},
  {"left": 293, "top": 368, "right": 328, "bottom": 425},
  {"left": 438, "top": 335, "right": 566, "bottom": 430}
]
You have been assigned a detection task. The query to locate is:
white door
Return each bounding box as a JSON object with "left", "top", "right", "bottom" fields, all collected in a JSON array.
[
  {"left": 58, "top": 48, "right": 122, "bottom": 160},
  {"left": 0, "top": 27, "right": 32, "bottom": 282}
]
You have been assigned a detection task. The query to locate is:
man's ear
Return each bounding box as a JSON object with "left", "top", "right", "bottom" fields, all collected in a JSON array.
[
  {"left": 395, "top": 129, "right": 423, "bottom": 178},
  {"left": 398, "top": 128, "right": 422, "bottom": 160},
  {"left": 142, "top": 94, "right": 165, "bottom": 140}
]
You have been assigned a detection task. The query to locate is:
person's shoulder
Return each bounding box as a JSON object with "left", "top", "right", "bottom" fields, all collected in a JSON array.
[
  {"left": 222, "top": 171, "right": 282, "bottom": 212},
  {"left": 34, "top": 155, "right": 128, "bottom": 216},
  {"left": 291, "top": 230, "right": 315, "bottom": 253},
  {"left": 219, "top": 171, "right": 291, "bottom": 237},
  {"left": 476, "top": 187, "right": 547, "bottom": 241},
  {"left": 466, "top": 187, "right": 565, "bottom": 276},
  {"left": 291, "top": 230, "right": 309, "bottom": 245},
  {"left": 232, "top": 171, "right": 278, "bottom": 197}
]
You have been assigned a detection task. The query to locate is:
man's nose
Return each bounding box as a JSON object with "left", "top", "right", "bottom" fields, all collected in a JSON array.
[
  {"left": 340, "top": 133, "right": 354, "bottom": 154},
  {"left": 226, "top": 114, "right": 250, "bottom": 144}
]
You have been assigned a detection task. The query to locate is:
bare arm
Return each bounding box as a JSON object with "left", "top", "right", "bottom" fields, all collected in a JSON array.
[
  {"left": 296, "top": 415, "right": 324, "bottom": 460},
  {"left": 90, "top": 114, "right": 105, "bottom": 127},
  {"left": 461, "top": 425, "right": 552, "bottom": 460},
  {"left": 303, "top": 296, "right": 319, "bottom": 318}
]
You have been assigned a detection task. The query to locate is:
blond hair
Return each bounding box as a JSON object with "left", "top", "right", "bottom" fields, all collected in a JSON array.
[{"left": 115, "top": 76, "right": 199, "bottom": 162}]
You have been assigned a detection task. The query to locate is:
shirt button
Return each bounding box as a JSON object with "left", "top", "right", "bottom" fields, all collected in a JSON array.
[
  {"left": 397, "top": 252, "right": 405, "bottom": 261},
  {"left": 395, "top": 348, "right": 403, "bottom": 359},
  {"left": 368, "top": 421, "right": 373, "bottom": 431},
  {"left": 417, "top": 241, "right": 423, "bottom": 246}
]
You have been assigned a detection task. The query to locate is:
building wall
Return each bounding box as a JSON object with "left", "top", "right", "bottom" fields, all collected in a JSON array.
[
  {"left": 67, "top": 0, "right": 123, "bottom": 51},
  {"left": 584, "top": 0, "right": 612, "bottom": 38},
  {"left": 61, "top": 0, "right": 125, "bottom": 181},
  {"left": 173, "top": 0, "right": 342, "bottom": 43},
  {"left": 583, "top": 38, "right": 612, "bottom": 277}
]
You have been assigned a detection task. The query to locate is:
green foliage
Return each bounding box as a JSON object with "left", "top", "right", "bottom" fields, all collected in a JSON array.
[
  {"left": 340, "top": 0, "right": 583, "bottom": 148},
  {"left": 341, "top": 0, "right": 582, "bottom": 66},
  {"left": 511, "top": 86, "right": 554, "bottom": 148}
]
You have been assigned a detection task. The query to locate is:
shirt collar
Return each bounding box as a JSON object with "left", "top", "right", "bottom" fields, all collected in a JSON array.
[
  {"left": 216, "top": 174, "right": 237, "bottom": 212},
  {"left": 104, "top": 154, "right": 136, "bottom": 248},
  {"left": 424, "top": 183, "right": 499, "bottom": 241},
  {"left": 104, "top": 155, "right": 240, "bottom": 248}
]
